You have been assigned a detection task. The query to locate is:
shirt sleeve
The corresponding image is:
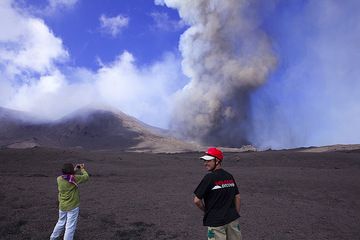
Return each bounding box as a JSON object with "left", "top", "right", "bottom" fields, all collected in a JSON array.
[
  {"left": 194, "top": 174, "right": 212, "bottom": 199},
  {"left": 75, "top": 169, "right": 89, "bottom": 184}
]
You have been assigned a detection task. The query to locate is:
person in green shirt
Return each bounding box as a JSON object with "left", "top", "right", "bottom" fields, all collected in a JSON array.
[{"left": 50, "top": 163, "right": 89, "bottom": 240}]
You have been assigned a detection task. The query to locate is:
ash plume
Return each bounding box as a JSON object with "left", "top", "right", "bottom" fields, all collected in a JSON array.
[{"left": 159, "top": 0, "right": 276, "bottom": 146}]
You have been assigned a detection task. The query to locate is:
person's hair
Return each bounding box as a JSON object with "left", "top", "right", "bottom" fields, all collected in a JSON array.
[{"left": 62, "top": 163, "right": 75, "bottom": 175}]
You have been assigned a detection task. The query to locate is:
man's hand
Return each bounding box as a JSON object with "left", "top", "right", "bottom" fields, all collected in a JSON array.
[
  {"left": 194, "top": 196, "right": 205, "bottom": 212},
  {"left": 234, "top": 194, "right": 241, "bottom": 213}
]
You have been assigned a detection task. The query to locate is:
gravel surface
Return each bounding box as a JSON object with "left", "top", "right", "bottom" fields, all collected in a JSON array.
[{"left": 0, "top": 147, "right": 359, "bottom": 240}]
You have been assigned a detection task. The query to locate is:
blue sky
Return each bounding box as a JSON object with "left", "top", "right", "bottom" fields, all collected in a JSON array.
[
  {"left": 0, "top": 0, "right": 359, "bottom": 148},
  {"left": 23, "top": 0, "right": 184, "bottom": 69}
]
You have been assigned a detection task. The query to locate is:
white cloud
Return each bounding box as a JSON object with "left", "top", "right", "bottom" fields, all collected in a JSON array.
[
  {"left": 154, "top": 0, "right": 165, "bottom": 5},
  {"left": 20, "top": 0, "right": 79, "bottom": 16},
  {"left": 95, "top": 51, "right": 183, "bottom": 127},
  {"left": 43, "top": 0, "right": 78, "bottom": 14},
  {"left": 0, "top": 73, "right": 15, "bottom": 104},
  {"left": 48, "top": 0, "right": 78, "bottom": 9},
  {"left": 99, "top": 14, "right": 129, "bottom": 37},
  {"left": 0, "top": 0, "right": 185, "bottom": 128},
  {"left": 0, "top": 0, "right": 68, "bottom": 77},
  {"left": 3, "top": 51, "right": 183, "bottom": 127},
  {"left": 9, "top": 70, "right": 66, "bottom": 111},
  {"left": 150, "top": 11, "right": 185, "bottom": 31},
  {"left": 0, "top": 0, "right": 25, "bottom": 41}
]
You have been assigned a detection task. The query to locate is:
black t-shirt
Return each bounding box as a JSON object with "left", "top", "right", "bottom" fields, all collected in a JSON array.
[{"left": 194, "top": 168, "right": 240, "bottom": 227}]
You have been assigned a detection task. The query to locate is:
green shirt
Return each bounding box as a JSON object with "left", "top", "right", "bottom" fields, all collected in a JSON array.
[{"left": 57, "top": 169, "right": 89, "bottom": 211}]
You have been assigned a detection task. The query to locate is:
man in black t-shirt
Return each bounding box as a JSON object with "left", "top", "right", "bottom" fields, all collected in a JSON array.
[{"left": 194, "top": 147, "right": 242, "bottom": 240}]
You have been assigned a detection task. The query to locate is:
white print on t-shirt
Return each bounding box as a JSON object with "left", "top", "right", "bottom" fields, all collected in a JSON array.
[{"left": 211, "top": 180, "right": 235, "bottom": 190}]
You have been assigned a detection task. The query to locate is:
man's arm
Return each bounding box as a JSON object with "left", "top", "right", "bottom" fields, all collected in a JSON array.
[
  {"left": 194, "top": 196, "right": 205, "bottom": 212},
  {"left": 234, "top": 194, "right": 241, "bottom": 213}
]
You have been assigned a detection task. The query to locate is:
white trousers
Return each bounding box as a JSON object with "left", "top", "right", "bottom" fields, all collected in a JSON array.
[{"left": 50, "top": 207, "right": 79, "bottom": 240}]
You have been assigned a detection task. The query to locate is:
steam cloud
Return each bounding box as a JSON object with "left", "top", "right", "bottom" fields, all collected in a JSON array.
[
  {"left": 159, "top": 0, "right": 276, "bottom": 146},
  {"left": 249, "top": 0, "right": 360, "bottom": 149}
]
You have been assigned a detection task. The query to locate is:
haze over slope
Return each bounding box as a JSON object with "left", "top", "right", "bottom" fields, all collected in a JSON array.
[{"left": 0, "top": 107, "right": 199, "bottom": 152}]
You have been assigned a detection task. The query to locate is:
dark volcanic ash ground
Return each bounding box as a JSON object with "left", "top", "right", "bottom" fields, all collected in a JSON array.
[{"left": 0, "top": 147, "right": 360, "bottom": 240}]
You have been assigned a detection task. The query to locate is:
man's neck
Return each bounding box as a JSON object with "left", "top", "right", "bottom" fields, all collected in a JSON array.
[{"left": 212, "top": 165, "right": 222, "bottom": 172}]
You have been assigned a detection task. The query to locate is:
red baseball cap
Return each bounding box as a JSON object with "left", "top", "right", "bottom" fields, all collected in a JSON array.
[{"left": 200, "top": 147, "right": 223, "bottom": 161}]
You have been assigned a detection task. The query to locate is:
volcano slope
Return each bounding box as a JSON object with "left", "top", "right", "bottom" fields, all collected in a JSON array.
[
  {"left": 0, "top": 107, "right": 199, "bottom": 153},
  {"left": 0, "top": 147, "right": 359, "bottom": 240}
]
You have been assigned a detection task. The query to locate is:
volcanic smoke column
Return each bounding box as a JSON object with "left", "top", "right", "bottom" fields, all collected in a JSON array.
[{"left": 161, "top": 0, "right": 276, "bottom": 146}]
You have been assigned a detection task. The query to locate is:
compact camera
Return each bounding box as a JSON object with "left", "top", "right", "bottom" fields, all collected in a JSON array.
[{"left": 75, "top": 163, "right": 84, "bottom": 169}]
